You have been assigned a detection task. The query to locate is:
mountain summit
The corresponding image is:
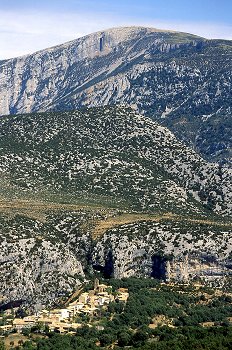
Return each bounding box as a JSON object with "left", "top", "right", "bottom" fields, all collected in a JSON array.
[{"left": 0, "top": 26, "right": 231, "bottom": 164}]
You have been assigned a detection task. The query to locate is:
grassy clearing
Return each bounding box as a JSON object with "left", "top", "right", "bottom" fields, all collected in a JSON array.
[
  {"left": 3, "top": 333, "right": 28, "bottom": 349},
  {"left": 186, "top": 218, "right": 232, "bottom": 227},
  {"left": 149, "top": 314, "right": 173, "bottom": 329},
  {"left": 93, "top": 212, "right": 178, "bottom": 239},
  {"left": 0, "top": 199, "right": 106, "bottom": 221},
  {"left": 92, "top": 212, "right": 232, "bottom": 239},
  {"left": 0, "top": 198, "right": 230, "bottom": 236}
]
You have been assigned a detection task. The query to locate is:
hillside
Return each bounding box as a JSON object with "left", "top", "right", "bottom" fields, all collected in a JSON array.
[
  {"left": 0, "top": 27, "right": 231, "bottom": 164},
  {"left": 0, "top": 106, "right": 231, "bottom": 308},
  {"left": 0, "top": 106, "right": 231, "bottom": 216}
]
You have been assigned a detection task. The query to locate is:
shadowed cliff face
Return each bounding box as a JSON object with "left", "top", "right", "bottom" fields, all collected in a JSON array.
[
  {"left": 92, "top": 219, "right": 232, "bottom": 286},
  {"left": 103, "top": 250, "right": 114, "bottom": 279},
  {"left": 151, "top": 255, "right": 167, "bottom": 280},
  {"left": 93, "top": 248, "right": 232, "bottom": 285},
  {"left": 92, "top": 250, "right": 114, "bottom": 279}
]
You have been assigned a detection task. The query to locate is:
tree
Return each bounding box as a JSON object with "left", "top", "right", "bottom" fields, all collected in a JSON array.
[
  {"left": 22, "top": 327, "right": 31, "bottom": 336},
  {"left": 99, "top": 333, "right": 114, "bottom": 347},
  {"left": 16, "top": 308, "right": 28, "bottom": 318},
  {"left": 117, "top": 331, "right": 132, "bottom": 347},
  {"left": 0, "top": 341, "right": 5, "bottom": 350},
  {"left": 18, "top": 340, "right": 24, "bottom": 346},
  {"left": 132, "top": 328, "right": 149, "bottom": 346},
  {"left": 21, "top": 341, "right": 36, "bottom": 350}
]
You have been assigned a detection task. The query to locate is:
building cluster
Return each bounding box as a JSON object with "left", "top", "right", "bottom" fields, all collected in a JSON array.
[{"left": 0, "top": 280, "right": 129, "bottom": 334}]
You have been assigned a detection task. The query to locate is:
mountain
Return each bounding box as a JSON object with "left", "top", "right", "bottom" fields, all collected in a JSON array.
[
  {"left": 0, "top": 106, "right": 231, "bottom": 308},
  {"left": 0, "top": 27, "right": 231, "bottom": 164}
]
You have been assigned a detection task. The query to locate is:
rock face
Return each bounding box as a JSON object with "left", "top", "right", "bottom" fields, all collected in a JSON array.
[
  {"left": 0, "top": 212, "right": 231, "bottom": 308},
  {"left": 0, "top": 214, "right": 87, "bottom": 308},
  {"left": 0, "top": 26, "right": 231, "bottom": 164},
  {"left": 0, "top": 27, "right": 169, "bottom": 115},
  {"left": 91, "top": 220, "right": 232, "bottom": 285}
]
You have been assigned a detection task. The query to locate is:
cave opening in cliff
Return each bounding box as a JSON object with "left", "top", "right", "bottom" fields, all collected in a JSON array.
[
  {"left": 151, "top": 254, "right": 167, "bottom": 280},
  {"left": 92, "top": 250, "right": 114, "bottom": 279}
]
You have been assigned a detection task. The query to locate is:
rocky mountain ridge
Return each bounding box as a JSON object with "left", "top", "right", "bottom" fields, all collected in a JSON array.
[{"left": 0, "top": 26, "right": 231, "bottom": 164}]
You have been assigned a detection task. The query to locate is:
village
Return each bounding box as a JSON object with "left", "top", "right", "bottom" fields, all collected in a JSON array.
[{"left": 0, "top": 279, "right": 129, "bottom": 335}]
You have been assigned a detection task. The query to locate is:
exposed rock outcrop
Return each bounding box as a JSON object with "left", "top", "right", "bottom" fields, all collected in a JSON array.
[{"left": 0, "top": 213, "right": 231, "bottom": 308}]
